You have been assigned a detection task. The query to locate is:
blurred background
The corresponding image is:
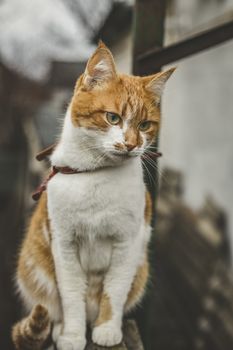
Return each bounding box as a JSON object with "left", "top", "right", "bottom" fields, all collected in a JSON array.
[{"left": 0, "top": 0, "right": 233, "bottom": 349}]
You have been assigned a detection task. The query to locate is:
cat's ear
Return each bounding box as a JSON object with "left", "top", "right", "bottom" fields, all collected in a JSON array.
[
  {"left": 143, "top": 67, "right": 176, "bottom": 104},
  {"left": 82, "top": 41, "right": 117, "bottom": 89}
]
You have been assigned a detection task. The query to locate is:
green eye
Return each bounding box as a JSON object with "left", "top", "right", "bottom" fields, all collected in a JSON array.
[
  {"left": 139, "top": 121, "right": 151, "bottom": 131},
  {"left": 106, "top": 112, "right": 121, "bottom": 125}
]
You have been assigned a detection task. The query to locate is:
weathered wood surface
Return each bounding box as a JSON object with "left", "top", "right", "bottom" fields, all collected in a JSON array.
[
  {"left": 87, "top": 320, "right": 144, "bottom": 350},
  {"left": 50, "top": 320, "right": 143, "bottom": 350},
  {"left": 85, "top": 342, "right": 127, "bottom": 350},
  {"left": 86, "top": 320, "right": 144, "bottom": 350}
]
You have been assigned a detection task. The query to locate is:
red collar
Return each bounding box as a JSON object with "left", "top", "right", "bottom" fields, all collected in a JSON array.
[
  {"left": 32, "top": 150, "right": 162, "bottom": 202},
  {"left": 32, "top": 166, "right": 82, "bottom": 201}
]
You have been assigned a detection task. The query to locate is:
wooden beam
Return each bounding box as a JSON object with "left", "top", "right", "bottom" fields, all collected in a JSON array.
[
  {"left": 137, "top": 20, "right": 233, "bottom": 74},
  {"left": 133, "top": 0, "right": 166, "bottom": 76},
  {"left": 132, "top": 0, "right": 166, "bottom": 202},
  {"left": 132, "top": 2, "right": 167, "bottom": 350}
]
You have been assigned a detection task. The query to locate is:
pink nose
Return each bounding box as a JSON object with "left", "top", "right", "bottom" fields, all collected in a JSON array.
[{"left": 125, "top": 142, "right": 136, "bottom": 151}]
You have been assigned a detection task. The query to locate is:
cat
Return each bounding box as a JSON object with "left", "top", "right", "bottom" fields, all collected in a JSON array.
[{"left": 12, "top": 41, "right": 175, "bottom": 350}]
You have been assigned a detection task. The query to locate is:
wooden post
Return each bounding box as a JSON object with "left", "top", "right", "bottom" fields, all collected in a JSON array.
[
  {"left": 133, "top": 0, "right": 166, "bottom": 204},
  {"left": 132, "top": 1, "right": 167, "bottom": 349},
  {"left": 133, "top": 0, "right": 166, "bottom": 76}
]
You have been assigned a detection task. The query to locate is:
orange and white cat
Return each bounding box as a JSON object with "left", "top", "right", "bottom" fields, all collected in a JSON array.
[{"left": 13, "top": 42, "right": 174, "bottom": 350}]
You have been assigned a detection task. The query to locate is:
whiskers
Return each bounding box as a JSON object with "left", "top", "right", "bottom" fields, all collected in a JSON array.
[
  {"left": 141, "top": 151, "right": 162, "bottom": 161},
  {"left": 92, "top": 150, "right": 109, "bottom": 169},
  {"left": 141, "top": 148, "right": 163, "bottom": 187},
  {"left": 74, "top": 141, "right": 165, "bottom": 185}
]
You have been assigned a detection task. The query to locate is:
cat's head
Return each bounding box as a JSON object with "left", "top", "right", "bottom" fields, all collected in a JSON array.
[{"left": 70, "top": 41, "right": 175, "bottom": 164}]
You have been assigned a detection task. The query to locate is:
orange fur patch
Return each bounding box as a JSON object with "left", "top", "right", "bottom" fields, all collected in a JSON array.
[
  {"left": 95, "top": 292, "right": 112, "bottom": 326},
  {"left": 87, "top": 273, "right": 103, "bottom": 304},
  {"left": 71, "top": 73, "right": 161, "bottom": 147},
  {"left": 125, "top": 255, "right": 149, "bottom": 311},
  {"left": 17, "top": 193, "right": 56, "bottom": 300},
  {"left": 144, "top": 191, "right": 152, "bottom": 225}
]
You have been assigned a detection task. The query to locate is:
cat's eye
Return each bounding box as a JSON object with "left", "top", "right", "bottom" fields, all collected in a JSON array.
[
  {"left": 106, "top": 112, "right": 121, "bottom": 125},
  {"left": 139, "top": 121, "right": 152, "bottom": 131}
]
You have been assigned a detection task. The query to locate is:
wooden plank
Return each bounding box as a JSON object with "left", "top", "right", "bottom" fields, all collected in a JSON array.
[
  {"left": 137, "top": 20, "right": 233, "bottom": 74},
  {"left": 85, "top": 320, "right": 143, "bottom": 350},
  {"left": 123, "top": 320, "right": 144, "bottom": 350},
  {"left": 50, "top": 320, "right": 142, "bottom": 350},
  {"left": 132, "top": 2, "right": 167, "bottom": 350},
  {"left": 85, "top": 341, "right": 127, "bottom": 350},
  {"left": 132, "top": 0, "right": 165, "bottom": 206},
  {"left": 132, "top": 0, "right": 166, "bottom": 204},
  {"left": 132, "top": 0, "right": 166, "bottom": 76}
]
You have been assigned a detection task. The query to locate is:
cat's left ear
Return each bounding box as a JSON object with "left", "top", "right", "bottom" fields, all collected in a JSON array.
[
  {"left": 82, "top": 41, "right": 117, "bottom": 89},
  {"left": 143, "top": 67, "right": 176, "bottom": 105}
]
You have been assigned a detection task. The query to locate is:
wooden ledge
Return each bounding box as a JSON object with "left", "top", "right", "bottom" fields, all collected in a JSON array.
[
  {"left": 86, "top": 320, "right": 144, "bottom": 350},
  {"left": 50, "top": 320, "right": 144, "bottom": 350}
]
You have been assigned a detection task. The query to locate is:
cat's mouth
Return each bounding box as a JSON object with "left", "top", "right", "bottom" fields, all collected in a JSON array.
[{"left": 110, "top": 151, "right": 138, "bottom": 159}]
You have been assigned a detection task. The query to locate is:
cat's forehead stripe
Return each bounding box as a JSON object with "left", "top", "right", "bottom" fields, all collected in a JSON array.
[{"left": 122, "top": 94, "right": 145, "bottom": 120}]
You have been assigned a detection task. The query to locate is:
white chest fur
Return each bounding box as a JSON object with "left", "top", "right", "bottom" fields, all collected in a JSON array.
[{"left": 47, "top": 158, "right": 145, "bottom": 273}]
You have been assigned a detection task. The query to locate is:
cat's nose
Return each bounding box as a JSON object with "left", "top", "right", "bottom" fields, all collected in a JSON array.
[{"left": 125, "top": 142, "right": 136, "bottom": 152}]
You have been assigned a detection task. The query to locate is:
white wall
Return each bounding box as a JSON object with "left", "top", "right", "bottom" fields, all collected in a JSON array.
[
  {"left": 160, "top": 43, "right": 233, "bottom": 259},
  {"left": 113, "top": 3, "right": 233, "bottom": 258}
]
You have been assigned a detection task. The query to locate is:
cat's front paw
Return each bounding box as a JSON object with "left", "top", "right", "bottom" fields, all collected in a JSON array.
[
  {"left": 92, "top": 322, "right": 123, "bottom": 347},
  {"left": 56, "top": 333, "right": 86, "bottom": 350}
]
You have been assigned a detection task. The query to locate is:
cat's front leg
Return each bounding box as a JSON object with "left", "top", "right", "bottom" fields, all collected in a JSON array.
[
  {"left": 52, "top": 232, "right": 87, "bottom": 350},
  {"left": 92, "top": 239, "right": 140, "bottom": 347}
]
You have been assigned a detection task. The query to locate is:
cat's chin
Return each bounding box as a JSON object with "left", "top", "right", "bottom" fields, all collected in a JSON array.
[
  {"left": 108, "top": 151, "right": 139, "bottom": 162},
  {"left": 102, "top": 152, "right": 134, "bottom": 167}
]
